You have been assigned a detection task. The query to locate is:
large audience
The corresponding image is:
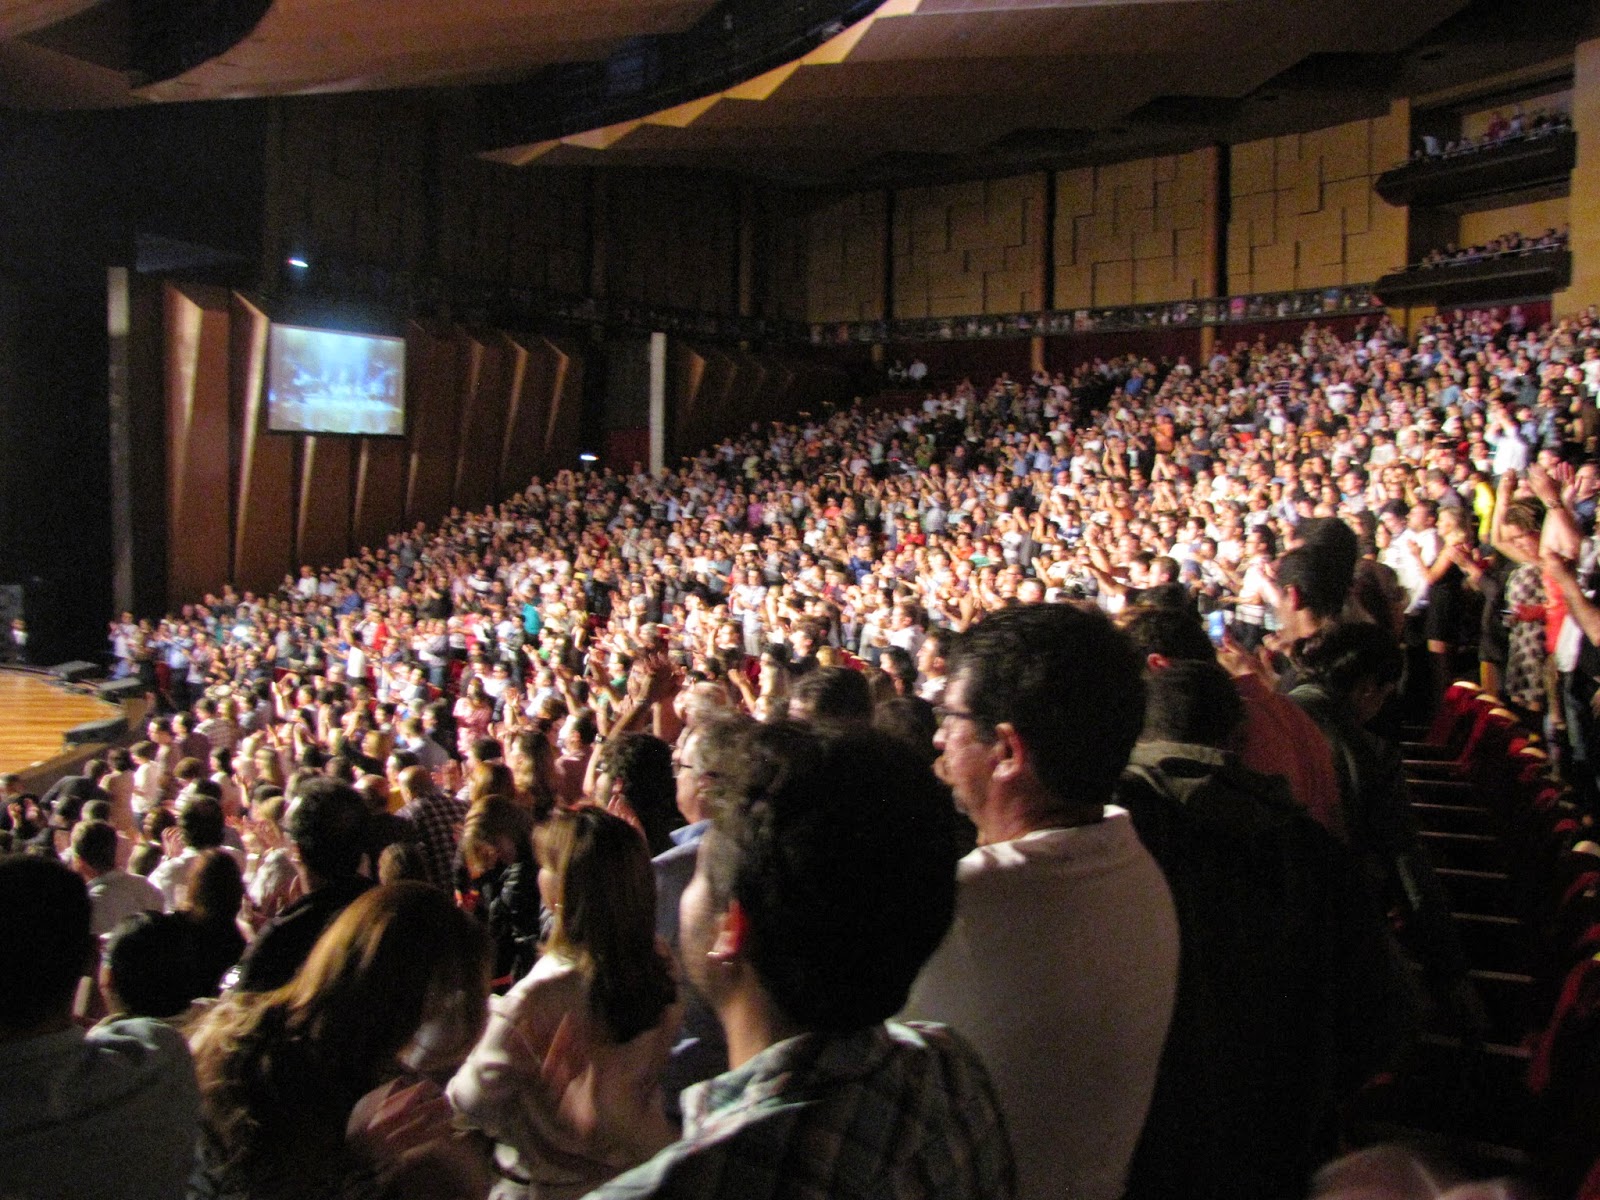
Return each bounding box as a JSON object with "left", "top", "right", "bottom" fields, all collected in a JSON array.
[{"left": 5, "top": 298, "right": 1600, "bottom": 1199}]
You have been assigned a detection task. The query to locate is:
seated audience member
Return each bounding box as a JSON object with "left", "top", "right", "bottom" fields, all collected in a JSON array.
[
  {"left": 788, "top": 664, "right": 874, "bottom": 729},
  {"left": 902, "top": 604, "right": 1178, "bottom": 1200},
  {"left": 593, "top": 732, "right": 681, "bottom": 856},
  {"left": 190, "top": 883, "right": 494, "bottom": 1200},
  {"left": 449, "top": 807, "right": 682, "bottom": 1197},
  {"left": 71, "top": 817, "right": 162, "bottom": 936},
  {"left": 394, "top": 764, "right": 469, "bottom": 892},
  {"left": 1116, "top": 658, "right": 1406, "bottom": 1200},
  {"left": 585, "top": 723, "right": 1014, "bottom": 1200},
  {"left": 234, "top": 777, "right": 373, "bottom": 992},
  {"left": 0, "top": 856, "right": 199, "bottom": 1200}
]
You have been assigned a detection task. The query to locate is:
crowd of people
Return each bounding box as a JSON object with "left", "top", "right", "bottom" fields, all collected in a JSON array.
[
  {"left": 9, "top": 297, "right": 1600, "bottom": 1199},
  {"left": 1410, "top": 105, "right": 1573, "bottom": 162},
  {"left": 1408, "top": 228, "right": 1570, "bottom": 273}
]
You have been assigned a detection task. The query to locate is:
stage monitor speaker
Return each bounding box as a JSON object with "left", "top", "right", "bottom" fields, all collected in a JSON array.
[
  {"left": 97, "top": 677, "right": 146, "bottom": 703},
  {"left": 53, "top": 661, "right": 100, "bottom": 683},
  {"left": 64, "top": 716, "right": 128, "bottom": 745}
]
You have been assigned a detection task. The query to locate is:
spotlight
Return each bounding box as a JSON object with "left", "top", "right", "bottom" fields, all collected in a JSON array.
[
  {"left": 286, "top": 256, "right": 310, "bottom": 270},
  {"left": 579, "top": 453, "right": 598, "bottom": 463}
]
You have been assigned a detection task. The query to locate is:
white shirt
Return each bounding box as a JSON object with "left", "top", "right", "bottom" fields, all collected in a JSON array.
[
  {"left": 86, "top": 870, "right": 163, "bottom": 937},
  {"left": 902, "top": 812, "right": 1180, "bottom": 1200}
]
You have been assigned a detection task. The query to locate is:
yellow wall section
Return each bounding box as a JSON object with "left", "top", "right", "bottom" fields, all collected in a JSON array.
[
  {"left": 1557, "top": 38, "right": 1600, "bottom": 311},
  {"left": 1054, "top": 148, "right": 1215, "bottom": 308},
  {"left": 1458, "top": 195, "right": 1571, "bottom": 248},
  {"left": 1228, "top": 101, "right": 1409, "bottom": 293},
  {"left": 893, "top": 175, "right": 1046, "bottom": 318},
  {"left": 805, "top": 191, "right": 888, "bottom": 322}
]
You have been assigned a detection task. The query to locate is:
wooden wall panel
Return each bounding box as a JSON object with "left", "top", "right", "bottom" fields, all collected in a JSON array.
[
  {"left": 1228, "top": 102, "right": 1408, "bottom": 293},
  {"left": 495, "top": 336, "right": 534, "bottom": 493},
  {"left": 455, "top": 333, "right": 513, "bottom": 513},
  {"left": 805, "top": 191, "right": 887, "bottom": 322},
  {"left": 895, "top": 175, "right": 1046, "bottom": 318},
  {"left": 164, "top": 283, "right": 233, "bottom": 608},
  {"left": 501, "top": 336, "right": 549, "bottom": 488},
  {"left": 542, "top": 337, "right": 585, "bottom": 475},
  {"left": 231, "top": 294, "right": 294, "bottom": 598},
  {"left": 352, "top": 437, "right": 406, "bottom": 553},
  {"left": 1055, "top": 149, "right": 1215, "bottom": 309},
  {"left": 404, "top": 323, "right": 464, "bottom": 528},
  {"left": 297, "top": 435, "right": 353, "bottom": 568}
]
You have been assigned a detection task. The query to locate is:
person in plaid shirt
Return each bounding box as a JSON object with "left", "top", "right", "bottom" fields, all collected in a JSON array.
[
  {"left": 583, "top": 723, "right": 1014, "bottom": 1200},
  {"left": 393, "top": 764, "right": 468, "bottom": 892}
]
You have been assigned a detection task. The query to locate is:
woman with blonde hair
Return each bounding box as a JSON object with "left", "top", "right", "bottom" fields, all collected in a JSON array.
[
  {"left": 449, "top": 807, "right": 680, "bottom": 1199},
  {"left": 190, "top": 883, "right": 493, "bottom": 1199}
]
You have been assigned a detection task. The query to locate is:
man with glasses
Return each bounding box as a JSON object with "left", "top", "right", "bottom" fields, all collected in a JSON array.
[{"left": 903, "top": 604, "right": 1179, "bottom": 1200}]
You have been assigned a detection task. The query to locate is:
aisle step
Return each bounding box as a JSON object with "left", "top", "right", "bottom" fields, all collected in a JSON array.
[
  {"left": 1420, "top": 831, "right": 1506, "bottom": 873},
  {"left": 1451, "top": 912, "right": 1529, "bottom": 974},
  {"left": 1435, "top": 868, "right": 1514, "bottom": 915},
  {"left": 1411, "top": 802, "right": 1494, "bottom": 836}
]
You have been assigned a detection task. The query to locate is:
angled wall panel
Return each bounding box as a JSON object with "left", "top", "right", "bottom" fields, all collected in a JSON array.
[
  {"left": 163, "top": 283, "right": 233, "bottom": 608},
  {"left": 231, "top": 294, "right": 294, "bottom": 597}
]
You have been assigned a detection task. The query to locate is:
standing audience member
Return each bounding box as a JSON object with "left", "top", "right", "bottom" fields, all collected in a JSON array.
[
  {"left": 190, "top": 883, "right": 494, "bottom": 1200},
  {"left": 449, "top": 807, "right": 681, "bottom": 1199},
  {"left": 586, "top": 723, "right": 1014, "bottom": 1200},
  {"left": 902, "top": 604, "right": 1179, "bottom": 1200},
  {"left": 394, "top": 764, "right": 469, "bottom": 893},
  {"left": 0, "top": 857, "right": 199, "bottom": 1200},
  {"left": 71, "top": 817, "right": 162, "bottom": 936},
  {"left": 234, "top": 777, "right": 373, "bottom": 992}
]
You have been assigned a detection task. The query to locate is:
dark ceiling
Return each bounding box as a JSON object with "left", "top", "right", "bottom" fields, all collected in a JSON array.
[{"left": 1, "top": 0, "right": 1594, "bottom": 188}]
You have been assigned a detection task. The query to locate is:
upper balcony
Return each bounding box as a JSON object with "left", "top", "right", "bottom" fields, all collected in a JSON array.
[{"left": 1375, "top": 128, "right": 1576, "bottom": 209}]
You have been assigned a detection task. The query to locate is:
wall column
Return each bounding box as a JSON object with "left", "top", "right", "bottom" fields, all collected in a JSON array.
[{"left": 1559, "top": 36, "right": 1600, "bottom": 311}]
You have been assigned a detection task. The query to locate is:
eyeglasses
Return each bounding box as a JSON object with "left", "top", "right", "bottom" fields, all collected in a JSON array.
[{"left": 933, "top": 704, "right": 982, "bottom": 727}]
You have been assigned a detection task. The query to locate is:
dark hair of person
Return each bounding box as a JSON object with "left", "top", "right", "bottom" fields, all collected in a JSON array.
[
  {"left": 1288, "top": 517, "right": 1360, "bottom": 614},
  {"left": 377, "top": 841, "right": 430, "bottom": 885},
  {"left": 790, "top": 665, "right": 874, "bottom": 727},
  {"left": 178, "top": 794, "right": 226, "bottom": 850},
  {"left": 880, "top": 646, "right": 917, "bottom": 687},
  {"left": 597, "top": 733, "right": 679, "bottom": 856},
  {"left": 700, "top": 723, "right": 958, "bottom": 1032},
  {"left": 81, "top": 799, "right": 111, "bottom": 823},
  {"left": 189, "top": 884, "right": 490, "bottom": 1197},
  {"left": 871, "top": 695, "right": 939, "bottom": 764},
  {"left": 128, "top": 842, "right": 163, "bottom": 878},
  {"left": 144, "top": 806, "right": 177, "bottom": 842},
  {"left": 285, "top": 777, "right": 368, "bottom": 881},
  {"left": 187, "top": 848, "right": 245, "bottom": 929},
  {"left": 509, "top": 729, "right": 559, "bottom": 823},
  {"left": 1298, "top": 621, "right": 1404, "bottom": 697},
  {"left": 1121, "top": 604, "right": 1217, "bottom": 664},
  {"left": 72, "top": 819, "right": 119, "bottom": 873},
  {"left": 536, "top": 807, "right": 676, "bottom": 1043},
  {"left": 1141, "top": 660, "right": 1245, "bottom": 749},
  {"left": 947, "top": 604, "right": 1145, "bottom": 809},
  {"left": 0, "top": 856, "right": 93, "bottom": 1033},
  {"left": 105, "top": 911, "right": 200, "bottom": 1019}
]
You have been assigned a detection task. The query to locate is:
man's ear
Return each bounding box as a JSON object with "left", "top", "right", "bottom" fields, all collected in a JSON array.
[
  {"left": 989, "top": 721, "right": 1029, "bottom": 785},
  {"left": 1285, "top": 583, "right": 1305, "bottom": 613},
  {"left": 709, "top": 898, "right": 750, "bottom": 962}
]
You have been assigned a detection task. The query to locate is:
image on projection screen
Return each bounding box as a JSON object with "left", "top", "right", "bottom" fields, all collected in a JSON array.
[{"left": 266, "top": 324, "right": 407, "bottom": 436}]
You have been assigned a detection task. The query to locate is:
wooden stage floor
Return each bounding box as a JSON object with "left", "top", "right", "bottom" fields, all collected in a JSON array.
[{"left": 0, "top": 669, "right": 124, "bottom": 777}]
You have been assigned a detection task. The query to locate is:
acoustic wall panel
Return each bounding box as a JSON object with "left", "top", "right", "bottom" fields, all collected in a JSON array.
[
  {"left": 163, "top": 283, "right": 233, "bottom": 609},
  {"left": 404, "top": 322, "right": 464, "bottom": 529},
  {"left": 297, "top": 435, "right": 353, "bottom": 569},
  {"left": 230, "top": 294, "right": 294, "bottom": 598}
]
